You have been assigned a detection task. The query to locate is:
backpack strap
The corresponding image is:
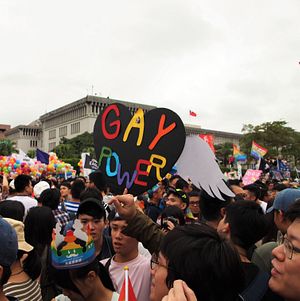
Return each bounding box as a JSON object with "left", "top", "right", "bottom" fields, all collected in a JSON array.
[{"left": 241, "top": 271, "right": 270, "bottom": 301}]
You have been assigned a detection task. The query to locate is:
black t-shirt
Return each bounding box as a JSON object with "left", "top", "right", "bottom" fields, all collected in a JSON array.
[{"left": 96, "top": 235, "right": 115, "bottom": 261}]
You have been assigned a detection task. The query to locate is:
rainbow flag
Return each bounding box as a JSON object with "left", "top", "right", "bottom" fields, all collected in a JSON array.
[
  {"left": 233, "top": 144, "right": 247, "bottom": 162},
  {"left": 250, "top": 141, "right": 267, "bottom": 160}
]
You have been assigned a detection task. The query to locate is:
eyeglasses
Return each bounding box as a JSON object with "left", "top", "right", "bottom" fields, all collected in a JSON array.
[
  {"left": 189, "top": 201, "right": 199, "bottom": 206},
  {"left": 150, "top": 254, "right": 168, "bottom": 270},
  {"left": 281, "top": 235, "right": 300, "bottom": 260}
]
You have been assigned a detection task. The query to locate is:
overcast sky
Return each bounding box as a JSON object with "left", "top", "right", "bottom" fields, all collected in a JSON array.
[{"left": 1, "top": 0, "right": 300, "bottom": 134}]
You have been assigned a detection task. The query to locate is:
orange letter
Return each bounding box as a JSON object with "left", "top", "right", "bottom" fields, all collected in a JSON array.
[
  {"left": 146, "top": 154, "right": 166, "bottom": 181},
  {"left": 148, "top": 114, "right": 176, "bottom": 150}
]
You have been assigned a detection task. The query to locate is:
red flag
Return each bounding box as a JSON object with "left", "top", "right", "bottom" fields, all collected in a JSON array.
[
  {"left": 118, "top": 268, "right": 137, "bottom": 301},
  {"left": 199, "top": 134, "right": 215, "bottom": 153},
  {"left": 189, "top": 110, "right": 197, "bottom": 117}
]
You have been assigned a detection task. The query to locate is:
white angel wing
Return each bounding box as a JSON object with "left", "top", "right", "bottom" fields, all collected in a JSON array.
[{"left": 176, "top": 135, "right": 234, "bottom": 200}]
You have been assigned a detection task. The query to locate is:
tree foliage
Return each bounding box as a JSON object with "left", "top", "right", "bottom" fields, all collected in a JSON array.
[
  {"left": 0, "top": 139, "right": 18, "bottom": 156},
  {"left": 240, "top": 120, "right": 300, "bottom": 163},
  {"left": 215, "top": 142, "right": 233, "bottom": 166},
  {"left": 53, "top": 132, "right": 95, "bottom": 160}
]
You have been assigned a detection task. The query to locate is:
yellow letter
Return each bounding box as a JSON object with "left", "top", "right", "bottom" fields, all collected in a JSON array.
[
  {"left": 146, "top": 154, "right": 166, "bottom": 181},
  {"left": 123, "top": 108, "right": 145, "bottom": 146}
]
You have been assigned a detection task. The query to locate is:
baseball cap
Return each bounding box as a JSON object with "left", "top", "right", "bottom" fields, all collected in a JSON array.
[
  {"left": 167, "top": 188, "right": 189, "bottom": 206},
  {"left": 267, "top": 188, "right": 300, "bottom": 213},
  {"left": 0, "top": 217, "right": 18, "bottom": 267},
  {"left": 3, "top": 218, "right": 33, "bottom": 252},
  {"left": 34, "top": 181, "right": 50, "bottom": 199}
]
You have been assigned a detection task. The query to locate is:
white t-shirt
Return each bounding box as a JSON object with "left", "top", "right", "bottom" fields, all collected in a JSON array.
[
  {"left": 101, "top": 254, "right": 151, "bottom": 301},
  {"left": 259, "top": 201, "right": 268, "bottom": 214},
  {"left": 9, "top": 195, "right": 38, "bottom": 218}
]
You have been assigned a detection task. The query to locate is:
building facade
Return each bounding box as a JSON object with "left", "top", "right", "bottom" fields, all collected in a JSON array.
[
  {"left": 39, "top": 95, "right": 157, "bottom": 152},
  {"left": 4, "top": 121, "right": 42, "bottom": 153},
  {"left": 5, "top": 95, "right": 242, "bottom": 153},
  {"left": 0, "top": 124, "right": 11, "bottom": 139}
]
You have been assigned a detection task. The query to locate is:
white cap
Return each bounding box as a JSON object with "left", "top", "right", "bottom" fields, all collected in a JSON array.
[{"left": 33, "top": 181, "right": 50, "bottom": 199}]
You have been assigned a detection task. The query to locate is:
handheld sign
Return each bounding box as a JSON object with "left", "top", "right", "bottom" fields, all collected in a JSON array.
[{"left": 93, "top": 103, "right": 186, "bottom": 195}]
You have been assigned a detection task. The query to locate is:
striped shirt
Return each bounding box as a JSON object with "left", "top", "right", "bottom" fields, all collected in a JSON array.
[
  {"left": 4, "top": 278, "right": 42, "bottom": 301},
  {"left": 63, "top": 200, "right": 80, "bottom": 215}
]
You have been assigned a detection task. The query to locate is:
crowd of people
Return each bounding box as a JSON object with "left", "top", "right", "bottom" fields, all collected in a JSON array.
[{"left": 1, "top": 170, "right": 300, "bottom": 301}]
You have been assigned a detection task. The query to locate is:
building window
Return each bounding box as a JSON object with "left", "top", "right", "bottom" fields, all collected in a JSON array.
[
  {"left": 71, "top": 122, "right": 80, "bottom": 134},
  {"left": 49, "top": 129, "right": 56, "bottom": 139},
  {"left": 49, "top": 142, "right": 56, "bottom": 151},
  {"left": 59, "top": 126, "right": 67, "bottom": 137}
]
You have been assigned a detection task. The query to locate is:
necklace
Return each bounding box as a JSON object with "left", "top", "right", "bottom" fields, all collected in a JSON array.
[{"left": 11, "top": 269, "right": 24, "bottom": 276}]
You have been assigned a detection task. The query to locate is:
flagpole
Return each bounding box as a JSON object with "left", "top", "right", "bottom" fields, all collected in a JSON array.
[{"left": 125, "top": 266, "right": 129, "bottom": 301}]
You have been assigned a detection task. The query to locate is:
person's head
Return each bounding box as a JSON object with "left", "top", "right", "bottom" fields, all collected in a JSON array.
[
  {"left": 52, "top": 259, "right": 115, "bottom": 301},
  {"left": 60, "top": 181, "right": 71, "bottom": 199},
  {"left": 71, "top": 179, "right": 86, "bottom": 200},
  {"left": 33, "top": 181, "right": 50, "bottom": 200},
  {"left": 150, "top": 224, "right": 244, "bottom": 301},
  {"left": 217, "top": 200, "right": 268, "bottom": 251},
  {"left": 39, "top": 188, "right": 61, "bottom": 210},
  {"left": 230, "top": 185, "right": 246, "bottom": 200},
  {"left": 108, "top": 210, "right": 138, "bottom": 260},
  {"left": 88, "top": 170, "right": 107, "bottom": 193},
  {"left": 14, "top": 174, "right": 33, "bottom": 195},
  {"left": 80, "top": 187, "right": 103, "bottom": 203},
  {"left": 0, "top": 200, "right": 25, "bottom": 221},
  {"left": 243, "top": 184, "right": 260, "bottom": 202},
  {"left": 165, "top": 188, "right": 189, "bottom": 212},
  {"left": 175, "top": 178, "right": 192, "bottom": 193},
  {"left": 168, "top": 175, "right": 181, "bottom": 189},
  {"left": 160, "top": 206, "right": 185, "bottom": 230},
  {"left": 188, "top": 190, "right": 201, "bottom": 216},
  {"left": 24, "top": 206, "right": 55, "bottom": 255},
  {"left": 0, "top": 217, "right": 18, "bottom": 287},
  {"left": 77, "top": 198, "right": 106, "bottom": 242},
  {"left": 267, "top": 188, "right": 300, "bottom": 233},
  {"left": 148, "top": 184, "right": 164, "bottom": 203},
  {"left": 199, "top": 189, "right": 233, "bottom": 228},
  {"left": 269, "top": 201, "right": 300, "bottom": 300}
]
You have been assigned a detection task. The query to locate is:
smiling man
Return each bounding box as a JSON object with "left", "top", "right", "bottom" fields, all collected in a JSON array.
[{"left": 269, "top": 199, "right": 300, "bottom": 301}]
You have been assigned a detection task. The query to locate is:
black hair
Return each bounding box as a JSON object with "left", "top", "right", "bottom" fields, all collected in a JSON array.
[
  {"left": 77, "top": 199, "right": 106, "bottom": 221},
  {"left": 89, "top": 170, "right": 107, "bottom": 192},
  {"left": 0, "top": 200, "right": 25, "bottom": 221},
  {"left": 225, "top": 200, "right": 269, "bottom": 250},
  {"left": 160, "top": 206, "right": 185, "bottom": 226},
  {"left": 108, "top": 209, "right": 124, "bottom": 222},
  {"left": 160, "top": 224, "right": 245, "bottom": 301},
  {"left": 40, "top": 188, "right": 61, "bottom": 210},
  {"left": 285, "top": 199, "right": 300, "bottom": 222},
  {"left": 188, "top": 190, "right": 201, "bottom": 199},
  {"left": 71, "top": 179, "right": 86, "bottom": 199},
  {"left": 273, "top": 183, "right": 287, "bottom": 192},
  {"left": 14, "top": 175, "right": 32, "bottom": 193},
  {"left": 80, "top": 187, "right": 103, "bottom": 202},
  {"left": 227, "top": 179, "right": 241, "bottom": 186},
  {"left": 199, "top": 189, "right": 232, "bottom": 222},
  {"left": 243, "top": 184, "right": 260, "bottom": 200},
  {"left": 175, "top": 178, "right": 189, "bottom": 190},
  {"left": 17, "top": 249, "right": 42, "bottom": 281},
  {"left": 52, "top": 259, "right": 115, "bottom": 294},
  {"left": 24, "top": 207, "right": 56, "bottom": 256},
  {"left": 0, "top": 265, "right": 11, "bottom": 286},
  {"left": 60, "top": 181, "right": 71, "bottom": 190}
]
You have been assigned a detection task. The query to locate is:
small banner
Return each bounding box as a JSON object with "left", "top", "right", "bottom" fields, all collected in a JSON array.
[{"left": 242, "top": 169, "right": 262, "bottom": 185}]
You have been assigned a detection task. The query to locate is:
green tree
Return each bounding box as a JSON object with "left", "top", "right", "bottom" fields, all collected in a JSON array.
[
  {"left": 27, "top": 149, "right": 36, "bottom": 158},
  {"left": 215, "top": 142, "right": 233, "bottom": 167},
  {"left": 241, "top": 121, "right": 299, "bottom": 158},
  {"left": 53, "top": 132, "right": 95, "bottom": 160},
  {"left": 0, "top": 139, "right": 18, "bottom": 156}
]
